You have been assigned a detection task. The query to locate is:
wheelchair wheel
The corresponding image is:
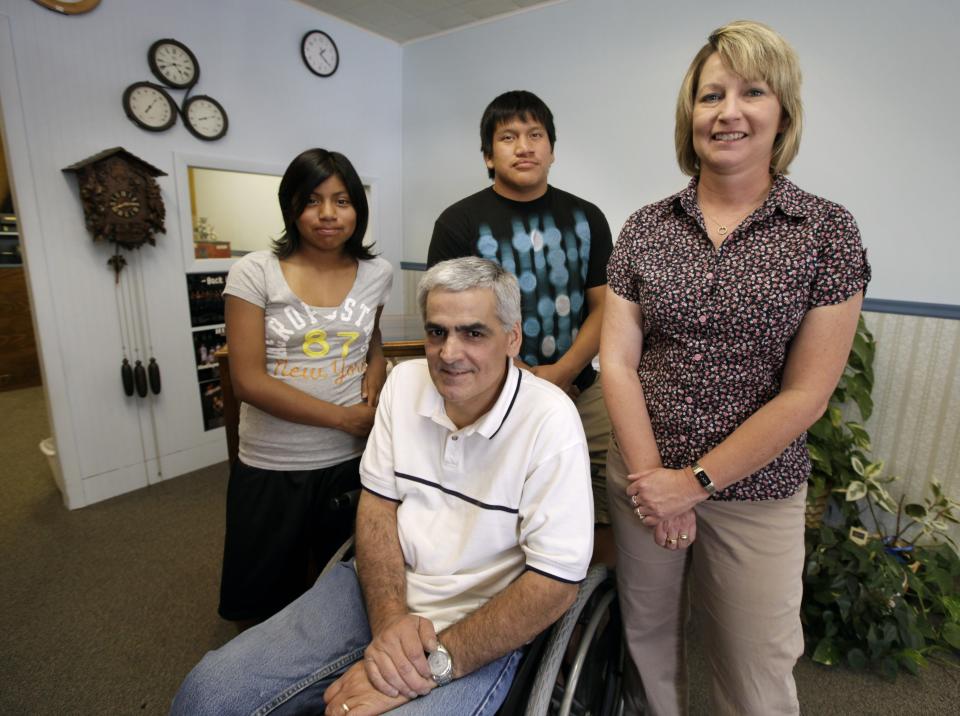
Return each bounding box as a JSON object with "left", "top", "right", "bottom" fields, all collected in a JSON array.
[{"left": 552, "top": 579, "right": 625, "bottom": 716}]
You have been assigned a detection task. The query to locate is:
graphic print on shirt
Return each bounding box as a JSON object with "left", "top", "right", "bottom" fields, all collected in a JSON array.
[
  {"left": 476, "top": 208, "right": 591, "bottom": 366},
  {"left": 264, "top": 297, "right": 376, "bottom": 385}
]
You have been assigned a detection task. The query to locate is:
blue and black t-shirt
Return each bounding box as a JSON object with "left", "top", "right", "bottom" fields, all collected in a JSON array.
[{"left": 428, "top": 186, "right": 612, "bottom": 386}]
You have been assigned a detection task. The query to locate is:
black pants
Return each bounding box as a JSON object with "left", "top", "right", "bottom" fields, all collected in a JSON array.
[{"left": 218, "top": 457, "right": 360, "bottom": 622}]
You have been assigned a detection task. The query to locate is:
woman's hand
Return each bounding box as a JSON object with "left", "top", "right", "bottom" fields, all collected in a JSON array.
[
  {"left": 361, "top": 360, "right": 387, "bottom": 408},
  {"left": 626, "top": 467, "right": 705, "bottom": 526},
  {"left": 654, "top": 509, "right": 697, "bottom": 550}
]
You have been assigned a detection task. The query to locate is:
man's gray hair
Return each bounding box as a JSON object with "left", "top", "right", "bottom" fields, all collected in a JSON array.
[{"left": 417, "top": 257, "right": 521, "bottom": 331}]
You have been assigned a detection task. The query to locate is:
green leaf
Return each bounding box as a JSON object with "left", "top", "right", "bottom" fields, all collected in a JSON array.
[
  {"left": 812, "top": 637, "right": 841, "bottom": 665},
  {"left": 846, "top": 648, "right": 867, "bottom": 669},
  {"left": 845, "top": 481, "right": 867, "bottom": 502},
  {"left": 851, "top": 457, "right": 865, "bottom": 476},
  {"left": 847, "top": 422, "right": 872, "bottom": 451},
  {"left": 848, "top": 373, "right": 874, "bottom": 421},
  {"left": 904, "top": 503, "right": 927, "bottom": 519},
  {"left": 942, "top": 622, "right": 960, "bottom": 650},
  {"left": 899, "top": 649, "right": 925, "bottom": 675},
  {"left": 940, "top": 596, "right": 960, "bottom": 623}
]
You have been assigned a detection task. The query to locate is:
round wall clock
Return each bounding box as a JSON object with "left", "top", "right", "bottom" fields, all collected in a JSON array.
[
  {"left": 182, "top": 95, "right": 228, "bottom": 141},
  {"left": 148, "top": 38, "right": 199, "bottom": 89},
  {"left": 122, "top": 82, "right": 177, "bottom": 132},
  {"left": 31, "top": 0, "right": 100, "bottom": 14},
  {"left": 301, "top": 30, "right": 339, "bottom": 77}
]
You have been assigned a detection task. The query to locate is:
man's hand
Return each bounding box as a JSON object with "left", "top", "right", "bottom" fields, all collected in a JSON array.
[
  {"left": 530, "top": 362, "right": 579, "bottom": 398},
  {"left": 338, "top": 403, "right": 376, "bottom": 437},
  {"left": 626, "top": 467, "right": 705, "bottom": 526},
  {"left": 363, "top": 613, "right": 437, "bottom": 698},
  {"left": 324, "top": 661, "right": 419, "bottom": 716}
]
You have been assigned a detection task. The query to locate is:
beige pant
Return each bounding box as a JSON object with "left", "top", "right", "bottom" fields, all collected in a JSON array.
[
  {"left": 574, "top": 378, "right": 612, "bottom": 525},
  {"left": 607, "top": 439, "right": 806, "bottom": 716}
]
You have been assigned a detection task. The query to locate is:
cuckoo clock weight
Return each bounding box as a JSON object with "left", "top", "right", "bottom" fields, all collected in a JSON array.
[{"left": 64, "top": 148, "right": 166, "bottom": 398}]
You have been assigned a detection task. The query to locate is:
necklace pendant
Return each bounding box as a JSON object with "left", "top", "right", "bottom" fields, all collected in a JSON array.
[{"left": 718, "top": 226, "right": 728, "bottom": 236}]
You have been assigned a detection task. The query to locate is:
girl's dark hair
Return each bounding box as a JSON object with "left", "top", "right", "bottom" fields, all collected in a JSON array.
[{"left": 272, "top": 148, "right": 375, "bottom": 260}]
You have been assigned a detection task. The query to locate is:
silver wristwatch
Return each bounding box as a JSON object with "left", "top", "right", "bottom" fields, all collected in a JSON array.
[{"left": 427, "top": 642, "right": 454, "bottom": 686}]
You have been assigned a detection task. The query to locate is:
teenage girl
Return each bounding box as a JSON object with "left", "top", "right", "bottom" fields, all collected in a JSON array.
[{"left": 218, "top": 148, "right": 393, "bottom": 628}]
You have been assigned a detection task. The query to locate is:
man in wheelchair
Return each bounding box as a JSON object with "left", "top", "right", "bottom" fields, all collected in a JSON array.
[{"left": 172, "top": 257, "right": 594, "bottom": 715}]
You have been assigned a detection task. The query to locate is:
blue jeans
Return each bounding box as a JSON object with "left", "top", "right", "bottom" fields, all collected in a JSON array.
[{"left": 171, "top": 562, "right": 522, "bottom": 715}]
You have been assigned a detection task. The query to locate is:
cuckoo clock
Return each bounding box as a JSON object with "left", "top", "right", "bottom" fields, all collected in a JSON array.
[{"left": 63, "top": 147, "right": 167, "bottom": 254}]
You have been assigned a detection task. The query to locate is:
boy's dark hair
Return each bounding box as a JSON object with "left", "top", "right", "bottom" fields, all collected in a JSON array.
[
  {"left": 479, "top": 90, "right": 556, "bottom": 180},
  {"left": 272, "top": 148, "right": 375, "bottom": 260}
]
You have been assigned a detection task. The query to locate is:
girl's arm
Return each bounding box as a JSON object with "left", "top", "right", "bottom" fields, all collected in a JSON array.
[
  {"left": 627, "top": 292, "right": 864, "bottom": 524},
  {"left": 226, "top": 295, "right": 375, "bottom": 437},
  {"left": 362, "top": 307, "right": 387, "bottom": 407}
]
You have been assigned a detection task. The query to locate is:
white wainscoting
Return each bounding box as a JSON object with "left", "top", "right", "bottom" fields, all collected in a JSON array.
[{"left": 864, "top": 312, "right": 960, "bottom": 512}]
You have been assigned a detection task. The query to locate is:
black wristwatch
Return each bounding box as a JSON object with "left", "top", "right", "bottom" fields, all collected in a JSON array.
[{"left": 691, "top": 461, "right": 717, "bottom": 496}]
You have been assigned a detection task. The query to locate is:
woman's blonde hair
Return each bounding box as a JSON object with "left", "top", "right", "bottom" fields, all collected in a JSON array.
[{"left": 675, "top": 20, "right": 803, "bottom": 176}]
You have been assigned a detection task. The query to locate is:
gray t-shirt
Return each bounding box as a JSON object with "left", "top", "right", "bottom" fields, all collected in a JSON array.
[{"left": 224, "top": 250, "right": 394, "bottom": 470}]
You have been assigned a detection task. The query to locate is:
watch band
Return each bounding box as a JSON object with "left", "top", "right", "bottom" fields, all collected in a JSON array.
[{"left": 691, "top": 461, "right": 717, "bottom": 496}]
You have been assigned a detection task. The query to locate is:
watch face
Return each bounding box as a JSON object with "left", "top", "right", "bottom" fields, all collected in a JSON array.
[
  {"left": 183, "top": 95, "right": 228, "bottom": 141},
  {"left": 301, "top": 30, "right": 339, "bottom": 77},
  {"left": 427, "top": 648, "right": 451, "bottom": 677},
  {"left": 109, "top": 190, "right": 142, "bottom": 219},
  {"left": 149, "top": 39, "right": 199, "bottom": 89},
  {"left": 122, "top": 82, "right": 177, "bottom": 132}
]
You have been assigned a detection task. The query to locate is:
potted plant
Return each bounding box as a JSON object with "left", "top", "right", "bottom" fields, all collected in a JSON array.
[{"left": 802, "top": 317, "right": 960, "bottom": 678}]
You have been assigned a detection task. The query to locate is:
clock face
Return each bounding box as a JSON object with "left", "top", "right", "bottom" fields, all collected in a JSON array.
[
  {"left": 109, "top": 190, "right": 142, "bottom": 219},
  {"left": 301, "top": 30, "right": 339, "bottom": 77},
  {"left": 148, "top": 39, "right": 199, "bottom": 89},
  {"left": 122, "top": 82, "right": 177, "bottom": 132},
  {"left": 183, "top": 95, "right": 228, "bottom": 141}
]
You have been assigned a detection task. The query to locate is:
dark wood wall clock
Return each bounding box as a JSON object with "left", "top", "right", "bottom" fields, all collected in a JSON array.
[
  {"left": 31, "top": 0, "right": 100, "bottom": 14},
  {"left": 63, "top": 147, "right": 166, "bottom": 252},
  {"left": 64, "top": 148, "right": 167, "bottom": 397}
]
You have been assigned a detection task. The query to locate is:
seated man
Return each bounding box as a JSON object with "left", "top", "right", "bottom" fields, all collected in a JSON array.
[{"left": 171, "top": 257, "right": 594, "bottom": 715}]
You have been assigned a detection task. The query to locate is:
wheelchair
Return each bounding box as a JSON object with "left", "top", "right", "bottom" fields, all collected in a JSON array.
[{"left": 322, "top": 535, "right": 626, "bottom": 716}]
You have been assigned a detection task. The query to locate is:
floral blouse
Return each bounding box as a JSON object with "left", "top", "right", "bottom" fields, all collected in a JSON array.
[{"left": 607, "top": 175, "right": 871, "bottom": 501}]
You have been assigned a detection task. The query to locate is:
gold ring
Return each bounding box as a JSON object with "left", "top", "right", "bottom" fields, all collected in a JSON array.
[
  {"left": 342, "top": 704, "right": 350, "bottom": 713},
  {"left": 680, "top": 534, "right": 689, "bottom": 540},
  {"left": 634, "top": 507, "right": 646, "bottom": 520},
  {"left": 667, "top": 538, "right": 678, "bottom": 545}
]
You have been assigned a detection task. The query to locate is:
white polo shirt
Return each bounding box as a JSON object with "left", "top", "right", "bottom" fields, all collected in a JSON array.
[{"left": 359, "top": 358, "right": 594, "bottom": 631}]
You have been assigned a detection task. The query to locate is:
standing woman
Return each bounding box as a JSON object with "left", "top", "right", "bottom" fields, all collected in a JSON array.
[
  {"left": 219, "top": 148, "right": 393, "bottom": 628},
  {"left": 602, "top": 21, "right": 870, "bottom": 715}
]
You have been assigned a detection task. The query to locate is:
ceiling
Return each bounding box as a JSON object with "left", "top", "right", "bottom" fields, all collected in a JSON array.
[{"left": 300, "top": 0, "right": 558, "bottom": 44}]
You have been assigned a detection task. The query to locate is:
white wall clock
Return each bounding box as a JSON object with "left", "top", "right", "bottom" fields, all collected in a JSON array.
[
  {"left": 122, "top": 82, "right": 177, "bottom": 132},
  {"left": 301, "top": 30, "right": 339, "bottom": 77},
  {"left": 182, "top": 96, "right": 228, "bottom": 142},
  {"left": 148, "top": 38, "right": 199, "bottom": 90}
]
